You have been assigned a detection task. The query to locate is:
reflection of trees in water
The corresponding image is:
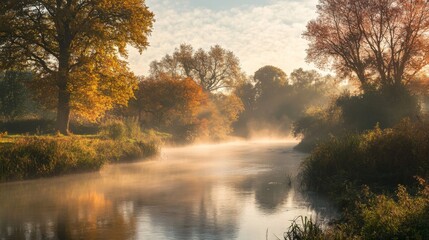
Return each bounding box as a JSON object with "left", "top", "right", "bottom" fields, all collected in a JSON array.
[
  {"left": 232, "top": 157, "right": 337, "bottom": 221},
  {"left": 0, "top": 190, "right": 137, "bottom": 240},
  {"left": 0, "top": 143, "right": 337, "bottom": 239},
  {"left": 233, "top": 166, "right": 293, "bottom": 213},
  {"left": 106, "top": 179, "right": 243, "bottom": 239},
  {"left": 295, "top": 189, "right": 339, "bottom": 223}
]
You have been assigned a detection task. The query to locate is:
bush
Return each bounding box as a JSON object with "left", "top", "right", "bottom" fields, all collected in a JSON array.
[
  {"left": 357, "top": 180, "right": 429, "bottom": 240},
  {"left": 293, "top": 105, "right": 343, "bottom": 152},
  {"left": 300, "top": 119, "right": 429, "bottom": 207},
  {"left": 281, "top": 180, "right": 429, "bottom": 240},
  {"left": 337, "top": 87, "right": 420, "bottom": 132},
  {"left": 294, "top": 87, "right": 420, "bottom": 153},
  {"left": 100, "top": 119, "right": 127, "bottom": 140}
]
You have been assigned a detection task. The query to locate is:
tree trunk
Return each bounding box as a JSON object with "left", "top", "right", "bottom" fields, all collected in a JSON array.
[
  {"left": 56, "top": 46, "right": 71, "bottom": 134},
  {"left": 56, "top": 83, "right": 71, "bottom": 135},
  {"left": 55, "top": 2, "right": 73, "bottom": 135}
]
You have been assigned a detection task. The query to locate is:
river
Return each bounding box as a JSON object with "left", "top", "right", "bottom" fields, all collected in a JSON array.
[{"left": 0, "top": 140, "right": 336, "bottom": 240}]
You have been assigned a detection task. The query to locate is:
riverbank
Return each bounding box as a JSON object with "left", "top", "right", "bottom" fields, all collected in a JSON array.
[
  {"left": 286, "top": 119, "right": 429, "bottom": 239},
  {"left": 0, "top": 135, "right": 159, "bottom": 182},
  {"left": 0, "top": 140, "right": 333, "bottom": 239}
]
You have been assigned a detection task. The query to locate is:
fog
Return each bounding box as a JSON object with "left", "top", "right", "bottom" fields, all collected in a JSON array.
[{"left": 0, "top": 140, "right": 336, "bottom": 240}]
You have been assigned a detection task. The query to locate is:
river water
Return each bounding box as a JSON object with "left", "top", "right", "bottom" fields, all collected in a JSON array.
[{"left": 0, "top": 140, "right": 336, "bottom": 240}]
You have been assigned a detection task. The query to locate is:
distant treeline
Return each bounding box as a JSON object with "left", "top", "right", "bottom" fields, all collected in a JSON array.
[{"left": 0, "top": 44, "right": 338, "bottom": 144}]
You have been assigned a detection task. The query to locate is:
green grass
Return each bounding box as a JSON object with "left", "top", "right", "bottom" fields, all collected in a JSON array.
[
  {"left": 0, "top": 134, "right": 159, "bottom": 182},
  {"left": 282, "top": 180, "right": 429, "bottom": 240},
  {"left": 291, "top": 119, "right": 429, "bottom": 239},
  {"left": 301, "top": 119, "right": 429, "bottom": 204},
  {"left": 283, "top": 216, "right": 324, "bottom": 240}
]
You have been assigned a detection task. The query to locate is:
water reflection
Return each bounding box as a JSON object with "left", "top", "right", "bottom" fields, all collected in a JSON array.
[{"left": 0, "top": 140, "right": 337, "bottom": 240}]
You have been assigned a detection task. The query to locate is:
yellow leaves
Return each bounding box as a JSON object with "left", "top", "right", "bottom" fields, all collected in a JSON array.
[
  {"left": 69, "top": 54, "right": 137, "bottom": 122},
  {"left": 92, "top": 0, "right": 154, "bottom": 54},
  {"left": 2, "top": 0, "right": 154, "bottom": 129}
]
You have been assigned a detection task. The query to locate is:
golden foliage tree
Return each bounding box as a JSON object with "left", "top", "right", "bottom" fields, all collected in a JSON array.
[
  {"left": 0, "top": 0, "right": 154, "bottom": 133},
  {"left": 132, "top": 75, "right": 208, "bottom": 140},
  {"left": 304, "top": 0, "right": 429, "bottom": 91},
  {"left": 201, "top": 93, "right": 244, "bottom": 140}
]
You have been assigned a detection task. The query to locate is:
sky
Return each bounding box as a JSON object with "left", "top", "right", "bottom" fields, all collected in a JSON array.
[{"left": 128, "top": 0, "right": 319, "bottom": 76}]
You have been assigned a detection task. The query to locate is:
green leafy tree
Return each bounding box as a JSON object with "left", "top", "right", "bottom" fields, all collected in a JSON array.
[{"left": 0, "top": 0, "right": 154, "bottom": 133}]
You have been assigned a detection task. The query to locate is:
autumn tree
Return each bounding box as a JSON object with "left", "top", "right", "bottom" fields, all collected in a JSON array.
[
  {"left": 150, "top": 44, "right": 243, "bottom": 92},
  {"left": 130, "top": 75, "right": 208, "bottom": 142},
  {"left": 304, "top": 0, "right": 429, "bottom": 91},
  {"left": 0, "top": 0, "right": 154, "bottom": 133},
  {"left": 201, "top": 93, "right": 244, "bottom": 140}
]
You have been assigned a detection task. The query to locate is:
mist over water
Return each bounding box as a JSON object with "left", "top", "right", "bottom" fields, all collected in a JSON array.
[{"left": 0, "top": 140, "right": 336, "bottom": 240}]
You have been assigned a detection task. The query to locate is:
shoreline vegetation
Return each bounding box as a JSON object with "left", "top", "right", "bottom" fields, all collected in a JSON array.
[
  {"left": 285, "top": 1, "right": 429, "bottom": 237},
  {"left": 0, "top": 119, "right": 162, "bottom": 183},
  {"left": 283, "top": 119, "right": 429, "bottom": 240}
]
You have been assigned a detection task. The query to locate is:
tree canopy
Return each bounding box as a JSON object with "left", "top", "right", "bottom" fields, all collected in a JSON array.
[
  {"left": 304, "top": 0, "right": 429, "bottom": 91},
  {"left": 132, "top": 75, "right": 207, "bottom": 130},
  {"left": 0, "top": 0, "right": 154, "bottom": 133},
  {"left": 150, "top": 44, "right": 243, "bottom": 92}
]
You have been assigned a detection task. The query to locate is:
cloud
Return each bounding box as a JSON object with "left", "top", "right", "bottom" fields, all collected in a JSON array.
[{"left": 128, "top": 0, "right": 319, "bottom": 76}]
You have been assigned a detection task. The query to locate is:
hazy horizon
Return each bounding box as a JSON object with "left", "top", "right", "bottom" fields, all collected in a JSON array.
[{"left": 128, "top": 0, "right": 319, "bottom": 76}]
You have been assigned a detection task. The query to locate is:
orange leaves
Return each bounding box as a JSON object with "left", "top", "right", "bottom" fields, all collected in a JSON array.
[
  {"left": 134, "top": 74, "right": 208, "bottom": 128},
  {"left": 305, "top": 0, "right": 429, "bottom": 90}
]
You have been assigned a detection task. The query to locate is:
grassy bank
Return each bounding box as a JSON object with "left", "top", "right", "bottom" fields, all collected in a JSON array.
[
  {"left": 0, "top": 134, "right": 159, "bottom": 182},
  {"left": 301, "top": 120, "right": 429, "bottom": 204},
  {"left": 287, "top": 119, "right": 429, "bottom": 239},
  {"left": 283, "top": 180, "right": 429, "bottom": 240}
]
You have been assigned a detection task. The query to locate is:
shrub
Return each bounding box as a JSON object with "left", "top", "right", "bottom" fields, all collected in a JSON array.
[
  {"left": 337, "top": 87, "right": 420, "bottom": 132},
  {"left": 293, "top": 105, "right": 343, "bottom": 152},
  {"left": 358, "top": 180, "right": 429, "bottom": 240},
  {"left": 301, "top": 119, "right": 429, "bottom": 198},
  {"left": 124, "top": 117, "right": 143, "bottom": 140},
  {"left": 282, "top": 180, "right": 429, "bottom": 239},
  {"left": 100, "top": 119, "right": 127, "bottom": 140},
  {"left": 294, "top": 87, "right": 420, "bottom": 153}
]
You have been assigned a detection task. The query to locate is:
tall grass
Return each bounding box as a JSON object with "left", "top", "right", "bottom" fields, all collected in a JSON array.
[
  {"left": 293, "top": 119, "right": 429, "bottom": 239},
  {"left": 0, "top": 135, "right": 159, "bottom": 182},
  {"left": 301, "top": 119, "right": 429, "bottom": 199},
  {"left": 283, "top": 216, "right": 324, "bottom": 240},
  {"left": 282, "top": 180, "right": 429, "bottom": 239}
]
